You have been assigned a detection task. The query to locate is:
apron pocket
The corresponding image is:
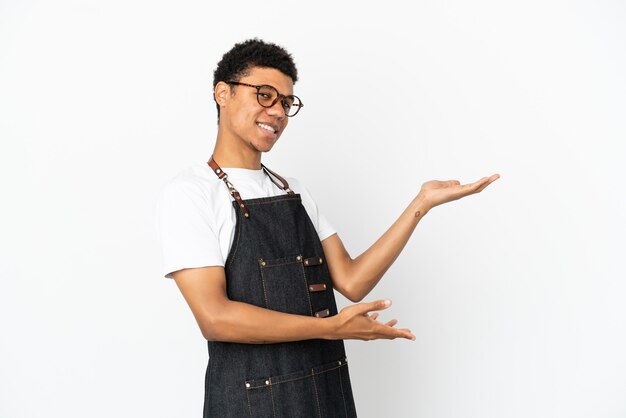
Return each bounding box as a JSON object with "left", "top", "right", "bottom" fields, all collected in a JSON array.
[
  {"left": 245, "top": 358, "right": 355, "bottom": 418},
  {"left": 259, "top": 255, "right": 313, "bottom": 316}
]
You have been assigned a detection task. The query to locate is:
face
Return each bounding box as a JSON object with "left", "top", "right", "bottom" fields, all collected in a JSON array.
[{"left": 216, "top": 66, "right": 294, "bottom": 154}]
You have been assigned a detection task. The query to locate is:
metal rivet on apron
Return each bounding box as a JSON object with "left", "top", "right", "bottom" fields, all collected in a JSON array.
[
  {"left": 265, "top": 380, "right": 270, "bottom": 385},
  {"left": 244, "top": 213, "right": 249, "bottom": 218},
  {"left": 315, "top": 309, "right": 330, "bottom": 318},
  {"left": 308, "top": 283, "right": 327, "bottom": 292},
  {"left": 216, "top": 168, "right": 221, "bottom": 174},
  {"left": 240, "top": 203, "right": 244, "bottom": 208},
  {"left": 259, "top": 259, "right": 266, "bottom": 267},
  {"left": 304, "top": 260, "right": 309, "bottom": 266},
  {"left": 296, "top": 255, "right": 302, "bottom": 261},
  {"left": 319, "top": 257, "right": 323, "bottom": 264},
  {"left": 245, "top": 382, "right": 250, "bottom": 388},
  {"left": 338, "top": 360, "right": 342, "bottom": 366}
]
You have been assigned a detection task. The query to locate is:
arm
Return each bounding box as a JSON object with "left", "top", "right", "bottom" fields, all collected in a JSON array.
[
  {"left": 172, "top": 266, "right": 415, "bottom": 344},
  {"left": 324, "top": 174, "right": 500, "bottom": 302}
]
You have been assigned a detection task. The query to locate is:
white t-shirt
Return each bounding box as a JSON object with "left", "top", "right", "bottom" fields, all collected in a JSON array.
[{"left": 155, "top": 163, "right": 336, "bottom": 279}]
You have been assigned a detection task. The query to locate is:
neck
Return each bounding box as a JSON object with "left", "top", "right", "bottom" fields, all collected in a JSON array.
[{"left": 212, "top": 132, "right": 262, "bottom": 170}]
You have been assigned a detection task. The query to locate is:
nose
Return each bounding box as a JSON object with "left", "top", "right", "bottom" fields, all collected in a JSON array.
[{"left": 265, "top": 98, "right": 287, "bottom": 119}]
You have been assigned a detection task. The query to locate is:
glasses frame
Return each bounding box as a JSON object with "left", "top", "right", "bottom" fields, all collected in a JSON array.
[{"left": 225, "top": 81, "right": 304, "bottom": 117}]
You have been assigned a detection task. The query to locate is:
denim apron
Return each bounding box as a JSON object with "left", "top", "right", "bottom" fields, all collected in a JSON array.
[{"left": 204, "top": 158, "right": 357, "bottom": 417}]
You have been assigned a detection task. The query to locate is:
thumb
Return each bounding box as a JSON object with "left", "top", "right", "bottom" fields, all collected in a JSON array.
[{"left": 355, "top": 299, "right": 392, "bottom": 315}]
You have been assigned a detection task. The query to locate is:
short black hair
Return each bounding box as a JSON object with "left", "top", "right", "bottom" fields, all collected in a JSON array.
[{"left": 212, "top": 38, "right": 298, "bottom": 119}]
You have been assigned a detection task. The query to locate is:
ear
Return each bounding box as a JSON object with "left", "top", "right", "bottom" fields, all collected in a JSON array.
[{"left": 214, "top": 81, "right": 230, "bottom": 107}]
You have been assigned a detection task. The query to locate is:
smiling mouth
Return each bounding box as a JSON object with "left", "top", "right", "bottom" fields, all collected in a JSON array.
[{"left": 257, "top": 122, "right": 277, "bottom": 134}]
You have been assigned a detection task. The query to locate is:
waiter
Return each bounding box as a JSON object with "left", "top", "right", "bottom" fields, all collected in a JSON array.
[{"left": 156, "top": 39, "right": 499, "bottom": 417}]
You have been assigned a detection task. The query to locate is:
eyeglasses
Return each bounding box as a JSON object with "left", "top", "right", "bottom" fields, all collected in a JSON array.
[{"left": 226, "top": 81, "right": 304, "bottom": 117}]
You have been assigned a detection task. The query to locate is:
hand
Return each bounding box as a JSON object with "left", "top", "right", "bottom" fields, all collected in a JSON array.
[
  {"left": 329, "top": 299, "right": 415, "bottom": 341},
  {"left": 417, "top": 173, "right": 500, "bottom": 213}
]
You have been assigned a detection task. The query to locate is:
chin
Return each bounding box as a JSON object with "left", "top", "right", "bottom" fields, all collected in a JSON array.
[
  {"left": 251, "top": 139, "right": 278, "bottom": 153},
  {"left": 256, "top": 145, "right": 275, "bottom": 153}
]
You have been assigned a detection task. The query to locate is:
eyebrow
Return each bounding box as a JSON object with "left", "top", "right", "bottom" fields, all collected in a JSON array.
[{"left": 247, "top": 81, "right": 294, "bottom": 96}]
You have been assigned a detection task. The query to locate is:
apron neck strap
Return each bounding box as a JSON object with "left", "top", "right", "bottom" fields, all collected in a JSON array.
[
  {"left": 207, "top": 157, "right": 297, "bottom": 218},
  {"left": 261, "top": 164, "right": 295, "bottom": 195},
  {"left": 207, "top": 156, "right": 250, "bottom": 219}
]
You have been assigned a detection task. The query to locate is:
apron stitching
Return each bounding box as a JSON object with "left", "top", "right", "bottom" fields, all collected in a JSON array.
[
  {"left": 311, "top": 370, "right": 322, "bottom": 418},
  {"left": 300, "top": 262, "right": 314, "bottom": 316},
  {"left": 245, "top": 387, "right": 253, "bottom": 418},
  {"left": 269, "top": 383, "right": 277, "bottom": 418},
  {"left": 245, "top": 363, "right": 346, "bottom": 388},
  {"left": 261, "top": 260, "right": 301, "bottom": 268},
  {"left": 338, "top": 366, "right": 348, "bottom": 418},
  {"left": 259, "top": 268, "right": 270, "bottom": 309},
  {"left": 245, "top": 196, "right": 300, "bottom": 206}
]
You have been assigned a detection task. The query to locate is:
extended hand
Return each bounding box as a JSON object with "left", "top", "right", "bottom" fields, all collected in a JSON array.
[
  {"left": 330, "top": 299, "right": 415, "bottom": 341},
  {"left": 418, "top": 173, "right": 500, "bottom": 213}
]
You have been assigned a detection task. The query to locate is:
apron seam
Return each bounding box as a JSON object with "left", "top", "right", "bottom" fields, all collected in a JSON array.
[
  {"left": 269, "top": 383, "right": 277, "bottom": 418},
  {"left": 246, "top": 387, "right": 253, "bottom": 418},
  {"left": 311, "top": 370, "right": 322, "bottom": 418},
  {"left": 338, "top": 365, "right": 348, "bottom": 418},
  {"left": 300, "top": 262, "right": 314, "bottom": 316},
  {"left": 246, "top": 362, "right": 347, "bottom": 388},
  {"left": 259, "top": 268, "right": 270, "bottom": 309}
]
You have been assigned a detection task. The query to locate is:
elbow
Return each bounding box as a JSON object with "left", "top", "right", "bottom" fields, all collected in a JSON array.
[
  {"left": 337, "top": 283, "right": 366, "bottom": 303},
  {"left": 332, "top": 267, "right": 364, "bottom": 303},
  {"left": 198, "top": 308, "right": 229, "bottom": 341},
  {"left": 346, "top": 293, "right": 365, "bottom": 303},
  {"left": 199, "top": 315, "right": 221, "bottom": 341}
]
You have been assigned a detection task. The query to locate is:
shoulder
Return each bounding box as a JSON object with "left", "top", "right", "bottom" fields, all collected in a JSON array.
[
  {"left": 156, "top": 163, "right": 235, "bottom": 226},
  {"left": 158, "top": 163, "right": 224, "bottom": 205},
  {"left": 281, "top": 176, "right": 322, "bottom": 214},
  {"left": 282, "top": 176, "right": 313, "bottom": 199},
  {"left": 281, "top": 173, "right": 335, "bottom": 238}
]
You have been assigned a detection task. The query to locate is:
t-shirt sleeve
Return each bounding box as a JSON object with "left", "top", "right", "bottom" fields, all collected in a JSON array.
[
  {"left": 155, "top": 179, "right": 224, "bottom": 278},
  {"left": 291, "top": 179, "right": 336, "bottom": 241}
]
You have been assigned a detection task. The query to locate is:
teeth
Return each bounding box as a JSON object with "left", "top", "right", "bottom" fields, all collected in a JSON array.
[{"left": 257, "top": 123, "right": 276, "bottom": 133}]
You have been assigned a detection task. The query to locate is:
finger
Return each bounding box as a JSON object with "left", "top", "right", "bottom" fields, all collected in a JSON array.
[
  {"left": 385, "top": 319, "right": 398, "bottom": 327},
  {"left": 473, "top": 174, "right": 500, "bottom": 188},
  {"left": 369, "top": 313, "right": 379, "bottom": 321},
  {"left": 375, "top": 321, "right": 413, "bottom": 337},
  {"left": 388, "top": 327, "right": 415, "bottom": 340},
  {"left": 475, "top": 182, "right": 492, "bottom": 193},
  {"left": 474, "top": 174, "right": 501, "bottom": 193},
  {"left": 370, "top": 323, "right": 415, "bottom": 341},
  {"left": 462, "top": 177, "right": 489, "bottom": 193},
  {"left": 355, "top": 299, "right": 392, "bottom": 315}
]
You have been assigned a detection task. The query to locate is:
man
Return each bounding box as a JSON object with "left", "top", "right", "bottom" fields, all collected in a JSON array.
[{"left": 156, "top": 38, "right": 499, "bottom": 417}]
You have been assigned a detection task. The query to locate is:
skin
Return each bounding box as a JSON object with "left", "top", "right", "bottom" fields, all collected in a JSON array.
[{"left": 173, "top": 66, "right": 500, "bottom": 344}]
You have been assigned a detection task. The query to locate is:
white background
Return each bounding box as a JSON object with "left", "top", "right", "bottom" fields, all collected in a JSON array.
[{"left": 1, "top": 0, "right": 625, "bottom": 417}]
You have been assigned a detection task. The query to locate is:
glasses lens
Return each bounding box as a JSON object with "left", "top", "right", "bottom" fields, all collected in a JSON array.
[
  {"left": 284, "top": 96, "right": 301, "bottom": 117},
  {"left": 256, "top": 85, "right": 278, "bottom": 107},
  {"left": 256, "top": 85, "right": 302, "bottom": 117}
]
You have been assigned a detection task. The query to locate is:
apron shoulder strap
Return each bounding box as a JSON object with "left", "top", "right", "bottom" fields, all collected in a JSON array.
[
  {"left": 261, "top": 164, "right": 295, "bottom": 195},
  {"left": 207, "top": 156, "right": 250, "bottom": 219}
]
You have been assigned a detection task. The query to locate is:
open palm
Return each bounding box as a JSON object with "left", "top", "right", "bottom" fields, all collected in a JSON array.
[{"left": 419, "top": 174, "right": 500, "bottom": 211}]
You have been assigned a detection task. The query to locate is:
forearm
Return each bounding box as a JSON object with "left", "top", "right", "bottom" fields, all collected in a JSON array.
[
  {"left": 335, "top": 195, "right": 430, "bottom": 301},
  {"left": 202, "top": 299, "right": 336, "bottom": 344}
]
